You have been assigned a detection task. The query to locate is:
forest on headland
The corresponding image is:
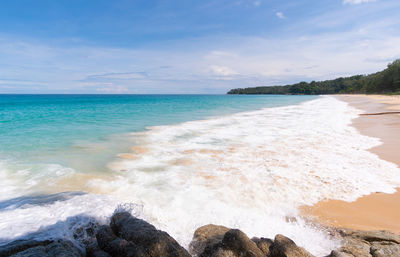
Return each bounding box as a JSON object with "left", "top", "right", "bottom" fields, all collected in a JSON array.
[{"left": 227, "top": 59, "right": 400, "bottom": 95}]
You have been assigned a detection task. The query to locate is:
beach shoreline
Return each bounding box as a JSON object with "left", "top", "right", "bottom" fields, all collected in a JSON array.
[{"left": 303, "top": 94, "right": 400, "bottom": 233}]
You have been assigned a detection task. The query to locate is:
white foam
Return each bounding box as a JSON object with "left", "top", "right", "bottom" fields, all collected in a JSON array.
[
  {"left": 0, "top": 161, "right": 75, "bottom": 201},
  {"left": 96, "top": 96, "right": 399, "bottom": 255},
  {"left": 0, "top": 193, "right": 118, "bottom": 247},
  {"left": 1, "top": 96, "right": 399, "bottom": 256}
]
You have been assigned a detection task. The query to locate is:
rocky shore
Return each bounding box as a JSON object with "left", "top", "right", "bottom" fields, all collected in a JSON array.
[{"left": 1, "top": 212, "right": 399, "bottom": 257}]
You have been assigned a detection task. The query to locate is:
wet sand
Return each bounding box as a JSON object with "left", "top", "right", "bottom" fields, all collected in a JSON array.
[{"left": 303, "top": 94, "right": 400, "bottom": 233}]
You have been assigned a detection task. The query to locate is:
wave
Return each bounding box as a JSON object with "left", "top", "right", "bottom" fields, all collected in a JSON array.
[
  {"left": 0, "top": 96, "right": 399, "bottom": 256},
  {"left": 98, "top": 96, "right": 399, "bottom": 254}
]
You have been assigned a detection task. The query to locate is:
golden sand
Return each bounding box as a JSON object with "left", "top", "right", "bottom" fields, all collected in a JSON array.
[
  {"left": 118, "top": 153, "right": 140, "bottom": 160},
  {"left": 168, "top": 158, "right": 194, "bottom": 166},
  {"left": 131, "top": 145, "right": 150, "bottom": 154},
  {"left": 302, "top": 190, "right": 400, "bottom": 233},
  {"left": 364, "top": 94, "right": 400, "bottom": 111},
  {"left": 302, "top": 95, "right": 400, "bottom": 233},
  {"left": 50, "top": 173, "right": 113, "bottom": 194}
]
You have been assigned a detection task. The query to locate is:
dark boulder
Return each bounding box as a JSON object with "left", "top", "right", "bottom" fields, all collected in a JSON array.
[
  {"left": 43, "top": 240, "right": 82, "bottom": 257},
  {"left": 269, "top": 234, "right": 314, "bottom": 257},
  {"left": 0, "top": 239, "right": 52, "bottom": 257},
  {"left": 86, "top": 240, "right": 111, "bottom": 257},
  {"left": 329, "top": 250, "right": 353, "bottom": 257},
  {"left": 97, "top": 212, "right": 190, "bottom": 257},
  {"left": 222, "top": 229, "right": 265, "bottom": 257},
  {"left": 199, "top": 229, "right": 265, "bottom": 257},
  {"left": 189, "top": 224, "right": 230, "bottom": 256},
  {"left": 191, "top": 225, "right": 316, "bottom": 257},
  {"left": 5, "top": 239, "right": 82, "bottom": 257},
  {"left": 9, "top": 246, "right": 48, "bottom": 257},
  {"left": 252, "top": 237, "right": 273, "bottom": 256}
]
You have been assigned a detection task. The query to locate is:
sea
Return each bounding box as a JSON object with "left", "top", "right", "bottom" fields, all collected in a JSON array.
[{"left": 0, "top": 94, "right": 399, "bottom": 256}]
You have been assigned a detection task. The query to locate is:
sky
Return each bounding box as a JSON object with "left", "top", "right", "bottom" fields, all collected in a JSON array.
[{"left": 0, "top": 0, "right": 399, "bottom": 94}]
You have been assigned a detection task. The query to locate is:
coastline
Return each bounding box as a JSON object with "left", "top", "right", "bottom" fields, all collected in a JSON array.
[
  {"left": 2, "top": 95, "right": 400, "bottom": 256},
  {"left": 303, "top": 94, "right": 400, "bottom": 233}
]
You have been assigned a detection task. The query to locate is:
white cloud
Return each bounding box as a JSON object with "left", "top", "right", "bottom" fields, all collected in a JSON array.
[
  {"left": 87, "top": 72, "right": 147, "bottom": 80},
  {"left": 1, "top": 4, "right": 400, "bottom": 94},
  {"left": 205, "top": 51, "right": 238, "bottom": 60},
  {"left": 276, "top": 12, "right": 285, "bottom": 19},
  {"left": 209, "top": 65, "right": 239, "bottom": 76},
  {"left": 343, "top": 0, "right": 373, "bottom": 5},
  {"left": 96, "top": 84, "right": 129, "bottom": 93},
  {"left": 253, "top": 1, "right": 261, "bottom": 6},
  {"left": 1, "top": 31, "right": 400, "bottom": 94}
]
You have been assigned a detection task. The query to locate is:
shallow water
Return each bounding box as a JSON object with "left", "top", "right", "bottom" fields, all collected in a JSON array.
[{"left": 1, "top": 94, "right": 399, "bottom": 256}]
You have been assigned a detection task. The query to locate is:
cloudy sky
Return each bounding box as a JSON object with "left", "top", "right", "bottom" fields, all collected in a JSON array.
[{"left": 0, "top": 0, "right": 399, "bottom": 93}]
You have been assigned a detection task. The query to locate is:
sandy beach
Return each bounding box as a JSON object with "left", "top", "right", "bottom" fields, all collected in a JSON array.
[{"left": 303, "top": 94, "right": 400, "bottom": 233}]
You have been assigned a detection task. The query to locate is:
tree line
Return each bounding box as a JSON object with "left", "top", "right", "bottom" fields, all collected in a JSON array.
[{"left": 227, "top": 59, "right": 400, "bottom": 95}]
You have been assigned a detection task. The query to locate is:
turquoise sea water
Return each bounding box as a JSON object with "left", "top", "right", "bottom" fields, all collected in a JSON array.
[
  {"left": 0, "top": 94, "right": 316, "bottom": 174},
  {"left": 2, "top": 94, "right": 400, "bottom": 255}
]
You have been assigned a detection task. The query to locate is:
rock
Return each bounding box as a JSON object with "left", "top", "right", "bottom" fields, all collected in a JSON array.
[
  {"left": 270, "top": 234, "right": 314, "bottom": 257},
  {"left": 252, "top": 237, "right": 273, "bottom": 256},
  {"left": 331, "top": 229, "right": 400, "bottom": 257},
  {"left": 88, "top": 250, "right": 111, "bottom": 257},
  {"left": 221, "top": 229, "right": 265, "bottom": 257},
  {"left": 199, "top": 229, "right": 265, "bottom": 257},
  {"left": 7, "top": 239, "right": 82, "bottom": 257},
  {"left": 200, "top": 242, "right": 244, "bottom": 257},
  {"left": 86, "top": 240, "right": 111, "bottom": 257},
  {"left": 329, "top": 250, "right": 353, "bottom": 257},
  {"left": 192, "top": 226, "right": 316, "bottom": 257},
  {"left": 0, "top": 239, "right": 51, "bottom": 257},
  {"left": 110, "top": 212, "right": 158, "bottom": 242},
  {"left": 370, "top": 242, "right": 400, "bottom": 257},
  {"left": 9, "top": 246, "right": 47, "bottom": 257},
  {"left": 338, "top": 229, "right": 400, "bottom": 244},
  {"left": 96, "top": 225, "right": 118, "bottom": 253},
  {"left": 44, "top": 240, "right": 82, "bottom": 257},
  {"left": 189, "top": 224, "right": 230, "bottom": 256},
  {"left": 96, "top": 221, "right": 148, "bottom": 257},
  {"left": 98, "top": 211, "right": 190, "bottom": 257},
  {"left": 205, "top": 247, "right": 238, "bottom": 257},
  {"left": 335, "top": 237, "right": 371, "bottom": 257},
  {"left": 331, "top": 228, "right": 400, "bottom": 257}
]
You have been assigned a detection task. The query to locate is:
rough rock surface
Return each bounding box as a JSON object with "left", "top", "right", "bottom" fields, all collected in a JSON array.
[
  {"left": 0, "top": 240, "right": 51, "bottom": 257},
  {"left": 189, "top": 224, "right": 230, "bottom": 256},
  {"left": 219, "top": 229, "right": 265, "bottom": 257},
  {"left": 86, "top": 240, "right": 111, "bottom": 257},
  {"left": 2, "top": 215, "right": 400, "bottom": 257},
  {"left": 198, "top": 229, "right": 264, "bottom": 257},
  {"left": 330, "top": 250, "right": 354, "bottom": 257},
  {"left": 0, "top": 239, "right": 82, "bottom": 257},
  {"left": 251, "top": 238, "right": 273, "bottom": 256},
  {"left": 269, "top": 234, "right": 314, "bottom": 257},
  {"left": 191, "top": 226, "right": 314, "bottom": 257},
  {"left": 329, "top": 228, "right": 400, "bottom": 257},
  {"left": 192, "top": 226, "right": 400, "bottom": 257},
  {"left": 370, "top": 242, "right": 400, "bottom": 257},
  {"left": 91, "top": 211, "right": 190, "bottom": 257}
]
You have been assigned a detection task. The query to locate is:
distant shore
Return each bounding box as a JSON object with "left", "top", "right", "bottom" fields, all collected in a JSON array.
[{"left": 303, "top": 94, "right": 400, "bottom": 233}]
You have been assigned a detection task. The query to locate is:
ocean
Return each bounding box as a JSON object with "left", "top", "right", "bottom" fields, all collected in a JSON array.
[{"left": 0, "top": 94, "right": 399, "bottom": 256}]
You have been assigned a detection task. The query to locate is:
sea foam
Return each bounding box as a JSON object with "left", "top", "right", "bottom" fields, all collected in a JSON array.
[
  {"left": 102, "top": 96, "right": 400, "bottom": 255},
  {"left": 0, "top": 96, "right": 399, "bottom": 256}
]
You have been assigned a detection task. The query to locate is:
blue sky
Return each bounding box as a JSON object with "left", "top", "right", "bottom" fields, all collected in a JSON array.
[{"left": 0, "top": 0, "right": 399, "bottom": 93}]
